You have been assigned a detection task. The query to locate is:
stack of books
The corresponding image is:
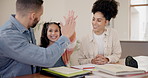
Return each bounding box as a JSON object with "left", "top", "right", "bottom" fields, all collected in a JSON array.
[
  {"left": 95, "top": 64, "right": 146, "bottom": 75},
  {"left": 40, "top": 66, "right": 91, "bottom": 78},
  {"left": 40, "top": 64, "right": 147, "bottom": 78}
]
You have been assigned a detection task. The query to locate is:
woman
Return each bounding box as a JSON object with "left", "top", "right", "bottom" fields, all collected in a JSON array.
[
  {"left": 40, "top": 22, "right": 76, "bottom": 67},
  {"left": 77, "top": 0, "right": 122, "bottom": 65}
]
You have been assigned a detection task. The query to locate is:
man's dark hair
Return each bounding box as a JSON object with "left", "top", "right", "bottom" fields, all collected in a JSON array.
[
  {"left": 40, "top": 22, "right": 61, "bottom": 48},
  {"left": 16, "top": 0, "right": 43, "bottom": 15},
  {"left": 92, "top": 0, "right": 119, "bottom": 21}
]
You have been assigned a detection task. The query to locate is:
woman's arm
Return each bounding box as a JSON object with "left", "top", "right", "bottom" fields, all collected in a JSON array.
[
  {"left": 62, "top": 32, "right": 76, "bottom": 65},
  {"left": 105, "top": 29, "right": 122, "bottom": 63}
]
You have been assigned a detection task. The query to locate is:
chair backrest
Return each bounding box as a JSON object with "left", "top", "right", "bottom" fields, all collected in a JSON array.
[{"left": 120, "top": 41, "right": 148, "bottom": 59}]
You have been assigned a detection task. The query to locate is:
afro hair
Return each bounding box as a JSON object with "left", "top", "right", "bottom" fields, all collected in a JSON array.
[{"left": 92, "top": 0, "right": 119, "bottom": 21}]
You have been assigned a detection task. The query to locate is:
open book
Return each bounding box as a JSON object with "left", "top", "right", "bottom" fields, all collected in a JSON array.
[
  {"left": 40, "top": 66, "right": 91, "bottom": 78},
  {"left": 95, "top": 64, "right": 145, "bottom": 75},
  {"left": 71, "top": 64, "right": 96, "bottom": 70},
  {"left": 134, "top": 56, "right": 148, "bottom": 72}
]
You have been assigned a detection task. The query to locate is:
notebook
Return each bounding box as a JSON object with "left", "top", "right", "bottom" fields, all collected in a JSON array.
[
  {"left": 40, "top": 66, "right": 91, "bottom": 78},
  {"left": 95, "top": 64, "right": 145, "bottom": 75}
]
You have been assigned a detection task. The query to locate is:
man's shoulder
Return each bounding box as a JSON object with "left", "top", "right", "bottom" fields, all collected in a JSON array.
[{"left": 0, "top": 23, "right": 21, "bottom": 38}]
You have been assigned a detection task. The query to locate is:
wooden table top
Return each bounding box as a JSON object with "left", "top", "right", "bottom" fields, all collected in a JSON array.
[
  {"left": 14, "top": 57, "right": 148, "bottom": 78},
  {"left": 14, "top": 73, "right": 55, "bottom": 78}
]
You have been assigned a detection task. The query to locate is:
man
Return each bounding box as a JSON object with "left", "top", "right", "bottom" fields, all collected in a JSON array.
[{"left": 0, "top": 0, "right": 77, "bottom": 77}]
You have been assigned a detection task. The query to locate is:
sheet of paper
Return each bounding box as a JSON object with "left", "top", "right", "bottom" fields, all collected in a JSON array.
[
  {"left": 49, "top": 67, "right": 83, "bottom": 74},
  {"left": 97, "top": 64, "right": 143, "bottom": 72},
  {"left": 71, "top": 64, "right": 96, "bottom": 70},
  {"left": 134, "top": 56, "right": 148, "bottom": 72},
  {"left": 95, "top": 64, "right": 145, "bottom": 75}
]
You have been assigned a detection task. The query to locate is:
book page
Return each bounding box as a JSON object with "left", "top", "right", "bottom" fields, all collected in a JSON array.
[
  {"left": 96, "top": 64, "right": 145, "bottom": 75},
  {"left": 49, "top": 67, "right": 83, "bottom": 74},
  {"left": 134, "top": 56, "right": 148, "bottom": 72},
  {"left": 96, "top": 64, "right": 144, "bottom": 72},
  {"left": 71, "top": 64, "right": 96, "bottom": 70}
]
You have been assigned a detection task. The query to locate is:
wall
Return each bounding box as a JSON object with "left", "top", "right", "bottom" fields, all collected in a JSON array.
[
  {"left": 34, "top": 0, "right": 67, "bottom": 44},
  {"left": 1, "top": 0, "right": 148, "bottom": 61},
  {"left": 34, "top": 0, "right": 95, "bottom": 44},
  {"left": 0, "top": 0, "right": 16, "bottom": 26},
  {"left": 114, "top": 0, "right": 130, "bottom": 40},
  {"left": 35, "top": 0, "right": 130, "bottom": 44},
  {"left": 0, "top": 0, "right": 130, "bottom": 44}
]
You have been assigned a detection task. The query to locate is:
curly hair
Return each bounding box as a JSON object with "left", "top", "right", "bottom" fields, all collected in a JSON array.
[
  {"left": 92, "top": 0, "right": 119, "bottom": 21},
  {"left": 40, "top": 22, "right": 61, "bottom": 48}
]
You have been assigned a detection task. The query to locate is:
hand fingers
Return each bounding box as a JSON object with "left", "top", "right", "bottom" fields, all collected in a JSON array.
[
  {"left": 63, "top": 10, "right": 77, "bottom": 26},
  {"left": 96, "top": 60, "right": 107, "bottom": 65},
  {"left": 92, "top": 59, "right": 104, "bottom": 65},
  {"left": 62, "top": 53, "right": 66, "bottom": 62},
  {"left": 93, "top": 58, "right": 108, "bottom": 65},
  {"left": 68, "top": 11, "right": 75, "bottom": 25},
  {"left": 74, "top": 15, "right": 78, "bottom": 20},
  {"left": 95, "top": 57, "right": 107, "bottom": 61},
  {"left": 62, "top": 52, "right": 68, "bottom": 64},
  {"left": 66, "top": 51, "right": 68, "bottom": 61},
  {"left": 96, "top": 54, "right": 104, "bottom": 58},
  {"left": 64, "top": 16, "right": 69, "bottom": 25},
  {"left": 61, "top": 10, "right": 77, "bottom": 38},
  {"left": 96, "top": 62, "right": 105, "bottom": 65},
  {"left": 69, "top": 10, "right": 74, "bottom": 18},
  {"left": 64, "top": 11, "right": 72, "bottom": 25}
]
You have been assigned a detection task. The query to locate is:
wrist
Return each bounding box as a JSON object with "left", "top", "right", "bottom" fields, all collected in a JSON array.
[
  {"left": 91, "top": 59, "right": 95, "bottom": 64},
  {"left": 62, "top": 34, "right": 70, "bottom": 39},
  {"left": 105, "top": 58, "right": 109, "bottom": 63}
]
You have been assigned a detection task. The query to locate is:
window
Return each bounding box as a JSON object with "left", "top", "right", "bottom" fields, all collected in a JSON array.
[{"left": 130, "top": 0, "right": 148, "bottom": 40}]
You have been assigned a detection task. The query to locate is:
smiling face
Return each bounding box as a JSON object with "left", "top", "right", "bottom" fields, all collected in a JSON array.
[
  {"left": 47, "top": 24, "right": 60, "bottom": 43},
  {"left": 92, "top": 12, "right": 109, "bottom": 35}
]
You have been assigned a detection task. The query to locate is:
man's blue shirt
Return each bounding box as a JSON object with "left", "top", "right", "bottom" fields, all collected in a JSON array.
[{"left": 0, "top": 15, "right": 70, "bottom": 78}]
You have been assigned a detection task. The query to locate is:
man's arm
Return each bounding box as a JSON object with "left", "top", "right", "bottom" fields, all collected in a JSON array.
[{"left": 0, "top": 32, "right": 70, "bottom": 67}]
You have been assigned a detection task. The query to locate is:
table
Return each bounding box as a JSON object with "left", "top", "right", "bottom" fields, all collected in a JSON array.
[
  {"left": 15, "top": 56, "right": 148, "bottom": 78},
  {"left": 15, "top": 73, "right": 55, "bottom": 78},
  {"left": 14, "top": 71, "right": 148, "bottom": 78}
]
